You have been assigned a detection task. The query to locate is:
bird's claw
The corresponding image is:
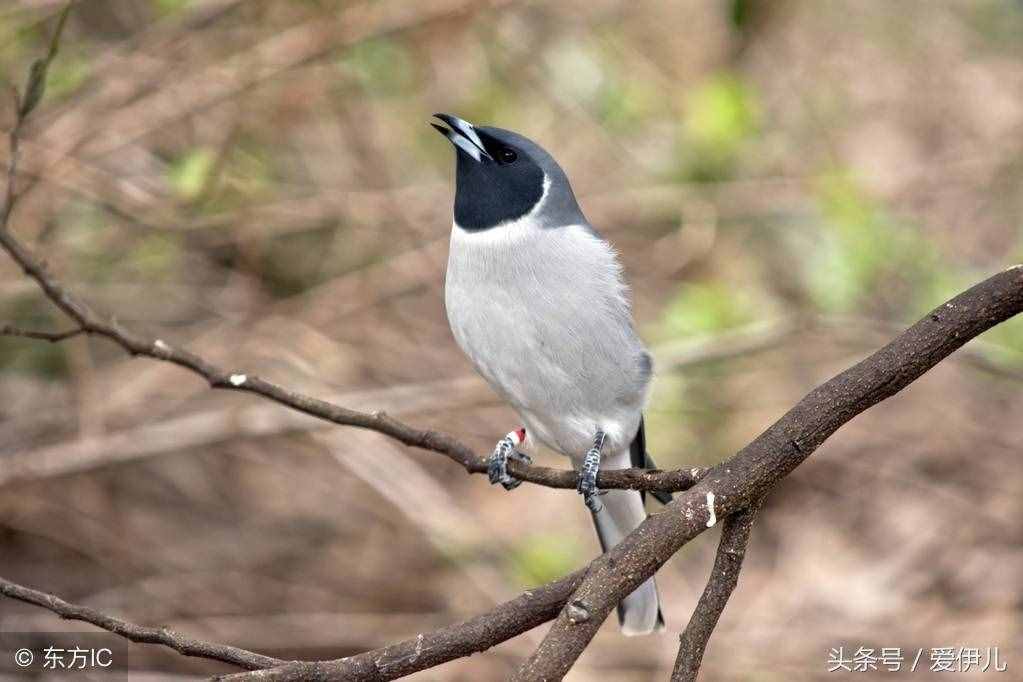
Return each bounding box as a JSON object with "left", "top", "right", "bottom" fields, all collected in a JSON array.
[{"left": 488, "top": 430, "right": 530, "bottom": 490}]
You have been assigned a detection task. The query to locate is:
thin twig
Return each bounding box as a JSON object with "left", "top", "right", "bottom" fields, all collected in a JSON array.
[
  {"left": 671, "top": 499, "right": 762, "bottom": 682},
  {"left": 1, "top": 323, "right": 83, "bottom": 342},
  {"left": 0, "top": 576, "right": 284, "bottom": 671}
]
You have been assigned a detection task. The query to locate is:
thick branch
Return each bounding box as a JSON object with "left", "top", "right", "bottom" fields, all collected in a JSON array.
[
  {"left": 672, "top": 499, "right": 761, "bottom": 682},
  {"left": 512, "top": 264, "right": 1023, "bottom": 680},
  {"left": 0, "top": 576, "right": 283, "bottom": 670}
]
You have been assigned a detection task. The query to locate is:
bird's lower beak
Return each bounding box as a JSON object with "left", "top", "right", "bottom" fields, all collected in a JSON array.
[{"left": 431, "top": 113, "right": 492, "bottom": 163}]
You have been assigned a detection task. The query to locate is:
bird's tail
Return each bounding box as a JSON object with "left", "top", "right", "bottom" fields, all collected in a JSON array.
[{"left": 591, "top": 460, "right": 665, "bottom": 636}]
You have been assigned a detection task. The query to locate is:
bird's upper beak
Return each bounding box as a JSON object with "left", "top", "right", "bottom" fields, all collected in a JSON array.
[{"left": 431, "top": 113, "right": 492, "bottom": 163}]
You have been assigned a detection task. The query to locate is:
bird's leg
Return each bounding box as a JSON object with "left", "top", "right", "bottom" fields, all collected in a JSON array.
[
  {"left": 488, "top": 427, "right": 531, "bottom": 490},
  {"left": 578, "top": 430, "right": 607, "bottom": 513}
]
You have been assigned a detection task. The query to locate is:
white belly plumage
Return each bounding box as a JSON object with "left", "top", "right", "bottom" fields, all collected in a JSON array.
[{"left": 445, "top": 218, "right": 651, "bottom": 458}]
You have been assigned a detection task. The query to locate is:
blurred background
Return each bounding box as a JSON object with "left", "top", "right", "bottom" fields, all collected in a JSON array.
[{"left": 1, "top": 1, "right": 1022, "bottom": 680}]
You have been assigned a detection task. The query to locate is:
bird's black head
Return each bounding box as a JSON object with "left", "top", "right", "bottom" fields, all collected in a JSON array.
[{"left": 432, "top": 114, "right": 581, "bottom": 232}]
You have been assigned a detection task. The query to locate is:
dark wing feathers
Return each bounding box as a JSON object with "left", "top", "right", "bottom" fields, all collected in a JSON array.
[{"left": 629, "top": 417, "right": 673, "bottom": 506}]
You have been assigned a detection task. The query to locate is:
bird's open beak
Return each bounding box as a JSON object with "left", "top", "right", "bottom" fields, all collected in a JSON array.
[{"left": 431, "top": 113, "right": 492, "bottom": 163}]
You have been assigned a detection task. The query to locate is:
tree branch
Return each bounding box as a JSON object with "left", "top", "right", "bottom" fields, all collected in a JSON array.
[
  {"left": 671, "top": 499, "right": 762, "bottom": 682},
  {"left": 0, "top": 568, "right": 589, "bottom": 680},
  {"left": 0, "top": 575, "right": 284, "bottom": 671},
  {"left": 512, "top": 264, "right": 1023, "bottom": 681}
]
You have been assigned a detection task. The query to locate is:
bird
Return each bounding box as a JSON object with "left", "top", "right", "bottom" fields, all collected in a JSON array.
[{"left": 432, "top": 113, "right": 670, "bottom": 635}]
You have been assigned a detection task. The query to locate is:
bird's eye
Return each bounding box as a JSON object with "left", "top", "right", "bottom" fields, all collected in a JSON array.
[{"left": 498, "top": 148, "right": 517, "bottom": 164}]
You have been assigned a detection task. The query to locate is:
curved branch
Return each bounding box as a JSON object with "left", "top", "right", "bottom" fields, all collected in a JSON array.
[
  {"left": 512, "top": 264, "right": 1023, "bottom": 680},
  {"left": 0, "top": 569, "right": 588, "bottom": 680},
  {"left": 1, "top": 323, "right": 84, "bottom": 342},
  {"left": 0, "top": 576, "right": 283, "bottom": 670},
  {"left": 672, "top": 499, "right": 761, "bottom": 681}
]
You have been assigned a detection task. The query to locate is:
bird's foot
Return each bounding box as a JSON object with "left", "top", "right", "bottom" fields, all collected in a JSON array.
[
  {"left": 488, "top": 428, "right": 530, "bottom": 490},
  {"left": 577, "top": 431, "right": 607, "bottom": 513}
]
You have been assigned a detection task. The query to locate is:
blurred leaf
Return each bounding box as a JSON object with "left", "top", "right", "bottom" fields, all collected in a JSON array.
[
  {"left": 678, "top": 72, "right": 761, "bottom": 181},
  {"left": 18, "top": 3, "right": 72, "bottom": 119},
  {"left": 684, "top": 73, "right": 760, "bottom": 152},
  {"left": 153, "top": 0, "right": 193, "bottom": 16},
  {"left": 45, "top": 51, "right": 88, "bottom": 100},
  {"left": 507, "top": 533, "right": 582, "bottom": 587},
  {"left": 807, "top": 170, "right": 941, "bottom": 315},
  {"left": 168, "top": 147, "right": 216, "bottom": 201},
  {"left": 659, "top": 281, "right": 757, "bottom": 340}
]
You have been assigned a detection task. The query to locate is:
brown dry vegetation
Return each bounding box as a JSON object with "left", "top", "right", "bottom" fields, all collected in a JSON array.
[{"left": 1, "top": 1, "right": 1022, "bottom": 680}]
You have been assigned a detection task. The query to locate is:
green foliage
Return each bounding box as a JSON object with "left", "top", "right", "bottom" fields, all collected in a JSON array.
[
  {"left": 507, "top": 533, "right": 582, "bottom": 587},
  {"left": 44, "top": 51, "right": 88, "bottom": 101},
  {"left": 153, "top": 0, "right": 192, "bottom": 16},
  {"left": 167, "top": 147, "right": 216, "bottom": 201},
  {"left": 659, "top": 281, "right": 756, "bottom": 341},
  {"left": 807, "top": 170, "right": 940, "bottom": 315},
  {"left": 679, "top": 73, "right": 761, "bottom": 181}
]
